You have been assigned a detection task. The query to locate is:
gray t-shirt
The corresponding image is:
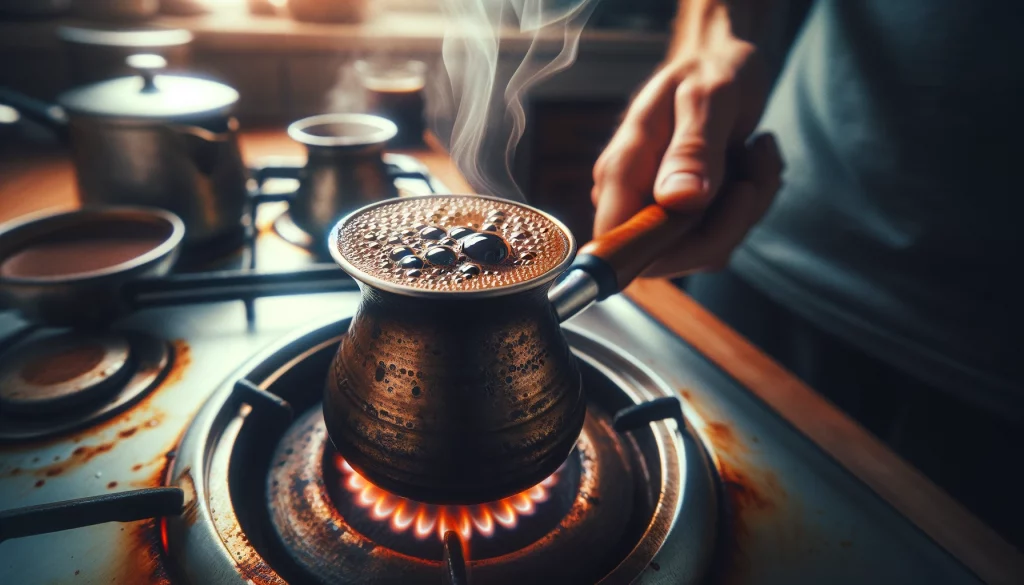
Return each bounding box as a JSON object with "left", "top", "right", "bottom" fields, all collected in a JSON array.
[{"left": 732, "top": 0, "right": 1024, "bottom": 416}]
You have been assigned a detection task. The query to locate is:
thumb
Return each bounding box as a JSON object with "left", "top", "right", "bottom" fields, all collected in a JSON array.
[{"left": 653, "top": 78, "right": 731, "bottom": 212}]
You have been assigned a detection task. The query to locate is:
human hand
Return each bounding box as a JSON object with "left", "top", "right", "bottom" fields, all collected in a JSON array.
[{"left": 591, "top": 30, "right": 784, "bottom": 277}]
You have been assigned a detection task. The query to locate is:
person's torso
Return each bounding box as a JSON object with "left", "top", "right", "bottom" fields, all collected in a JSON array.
[{"left": 735, "top": 0, "right": 1024, "bottom": 414}]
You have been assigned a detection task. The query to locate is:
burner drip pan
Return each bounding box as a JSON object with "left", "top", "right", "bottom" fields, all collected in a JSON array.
[
  {"left": 0, "top": 330, "right": 132, "bottom": 414},
  {"left": 0, "top": 330, "right": 171, "bottom": 441},
  {"left": 265, "top": 405, "right": 631, "bottom": 584},
  {"left": 164, "top": 318, "right": 718, "bottom": 585}
]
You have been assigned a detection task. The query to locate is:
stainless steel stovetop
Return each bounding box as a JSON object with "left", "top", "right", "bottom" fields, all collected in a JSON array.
[{"left": 0, "top": 157, "right": 983, "bottom": 584}]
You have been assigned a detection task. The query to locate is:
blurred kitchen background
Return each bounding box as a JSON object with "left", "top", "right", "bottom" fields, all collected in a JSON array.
[{"left": 0, "top": 0, "right": 677, "bottom": 240}]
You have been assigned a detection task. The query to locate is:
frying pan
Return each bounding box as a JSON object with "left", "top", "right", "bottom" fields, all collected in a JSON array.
[{"left": 0, "top": 206, "right": 356, "bottom": 328}]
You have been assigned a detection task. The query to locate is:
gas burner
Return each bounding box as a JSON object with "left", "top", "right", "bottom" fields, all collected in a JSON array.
[
  {"left": 334, "top": 455, "right": 564, "bottom": 545},
  {"left": 0, "top": 331, "right": 132, "bottom": 414},
  {"left": 164, "top": 319, "right": 718, "bottom": 585},
  {"left": 270, "top": 191, "right": 445, "bottom": 259},
  {"left": 0, "top": 330, "right": 171, "bottom": 441},
  {"left": 265, "top": 405, "right": 631, "bottom": 581},
  {"left": 254, "top": 153, "right": 446, "bottom": 262}
]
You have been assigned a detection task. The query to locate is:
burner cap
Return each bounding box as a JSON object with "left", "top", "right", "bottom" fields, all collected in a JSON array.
[
  {"left": 0, "top": 330, "right": 170, "bottom": 441},
  {"left": 265, "top": 406, "right": 632, "bottom": 585},
  {"left": 0, "top": 331, "right": 133, "bottom": 415}
]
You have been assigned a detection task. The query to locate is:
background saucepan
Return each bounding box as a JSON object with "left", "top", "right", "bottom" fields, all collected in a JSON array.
[
  {"left": 0, "top": 207, "right": 358, "bottom": 328},
  {"left": 0, "top": 54, "right": 250, "bottom": 255}
]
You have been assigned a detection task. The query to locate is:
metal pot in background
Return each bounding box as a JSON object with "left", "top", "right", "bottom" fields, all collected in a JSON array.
[
  {"left": 0, "top": 54, "right": 250, "bottom": 255},
  {"left": 0, "top": 207, "right": 359, "bottom": 328},
  {"left": 255, "top": 113, "right": 400, "bottom": 256},
  {"left": 57, "top": 25, "right": 193, "bottom": 85},
  {"left": 0, "top": 206, "right": 184, "bottom": 326}
]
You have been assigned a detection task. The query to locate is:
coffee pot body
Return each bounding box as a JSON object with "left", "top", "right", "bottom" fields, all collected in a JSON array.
[{"left": 324, "top": 284, "right": 585, "bottom": 504}]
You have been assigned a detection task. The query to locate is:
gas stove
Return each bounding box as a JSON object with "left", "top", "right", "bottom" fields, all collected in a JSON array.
[{"left": 0, "top": 156, "right": 986, "bottom": 584}]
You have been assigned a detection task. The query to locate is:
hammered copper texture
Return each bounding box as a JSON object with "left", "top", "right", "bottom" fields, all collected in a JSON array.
[{"left": 323, "top": 286, "right": 586, "bottom": 504}]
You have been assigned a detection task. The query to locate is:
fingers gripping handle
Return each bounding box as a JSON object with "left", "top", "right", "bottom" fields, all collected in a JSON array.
[
  {"left": 550, "top": 204, "right": 699, "bottom": 322},
  {"left": 576, "top": 204, "right": 700, "bottom": 297}
]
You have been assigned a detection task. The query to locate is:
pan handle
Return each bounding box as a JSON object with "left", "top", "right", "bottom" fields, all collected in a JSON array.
[
  {"left": 575, "top": 204, "right": 702, "bottom": 293},
  {"left": 250, "top": 156, "right": 304, "bottom": 184},
  {"left": 549, "top": 204, "right": 701, "bottom": 321},
  {"left": 0, "top": 487, "right": 184, "bottom": 544},
  {"left": 125, "top": 265, "right": 358, "bottom": 308},
  {"left": 0, "top": 88, "right": 69, "bottom": 140}
]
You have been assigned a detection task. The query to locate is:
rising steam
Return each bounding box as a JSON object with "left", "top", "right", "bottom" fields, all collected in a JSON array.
[{"left": 438, "top": 0, "right": 599, "bottom": 201}]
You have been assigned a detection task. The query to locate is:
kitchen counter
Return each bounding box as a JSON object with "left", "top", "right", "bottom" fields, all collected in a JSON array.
[
  {"left": 0, "top": 131, "right": 1020, "bottom": 584},
  {"left": 0, "top": 129, "right": 473, "bottom": 225}
]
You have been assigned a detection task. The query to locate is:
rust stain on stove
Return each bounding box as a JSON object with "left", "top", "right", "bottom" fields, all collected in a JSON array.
[
  {"left": 683, "top": 386, "right": 849, "bottom": 582},
  {"left": 712, "top": 458, "right": 787, "bottom": 584},
  {"left": 0, "top": 339, "right": 191, "bottom": 482},
  {"left": 706, "top": 451, "right": 788, "bottom": 584},
  {"left": 705, "top": 421, "right": 749, "bottom": 456},
  {"left": 96, "top": 447, "right": 179, "bottom": 584},
  {"left": 103, "top": 519, "right": 172, "bottom": 585},
  {"left": 680, "top": 387, "right": 798, "bottom": 584},
  {"left": 210, "top": 489, "right": 287, "bottom": 584},
  {"left": 26, "top": 442, "right": 114, "bottom": 478},
  {"left": 236, "top": 553, "right": 285, "bottom": 585},
  {"left": 73, "top": 442, "right": 113, "bottom": 459},
  {"left": 161, "top": 339, "right": 191, "bottom": 386},
  {"left": 719, "top": 461, "right": 779, "bottom": 521},
  {"left": 131, "top": 444, "right": 182, "bottom": 489},
  {"left": 10, "top": 412, "right": 173, "bottom": 485}
]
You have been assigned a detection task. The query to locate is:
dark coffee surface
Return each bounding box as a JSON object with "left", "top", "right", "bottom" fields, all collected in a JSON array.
[
  {"left": 1, "top": 236, "right": 164, "bottom": 279},
  {"left": 365, "top": 83, "right": 425, "bottom": 147},
  {"left": 336, "top": 196, "right": 571, "bottom": 292}
]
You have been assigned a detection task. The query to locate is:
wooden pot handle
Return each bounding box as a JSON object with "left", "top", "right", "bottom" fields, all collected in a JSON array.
[{"left": 576, "top": 204, "right": 700, "bottom": 291}]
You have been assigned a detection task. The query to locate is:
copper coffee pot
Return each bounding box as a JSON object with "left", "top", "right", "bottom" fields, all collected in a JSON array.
[{"left": 325, "top": 194, "right": 692, "bottom": 504}]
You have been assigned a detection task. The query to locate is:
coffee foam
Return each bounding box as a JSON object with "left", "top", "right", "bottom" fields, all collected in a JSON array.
[{"left": 335, "top": 196, "right": 572, "bottom": 292}]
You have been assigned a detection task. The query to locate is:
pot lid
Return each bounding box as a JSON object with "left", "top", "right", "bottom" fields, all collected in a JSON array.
[
  {"left": 57, "top": 26, "right": 193, "bottom": 48},
  {"left": 58, "top": 54, "right": 238, "bottom": 120}
]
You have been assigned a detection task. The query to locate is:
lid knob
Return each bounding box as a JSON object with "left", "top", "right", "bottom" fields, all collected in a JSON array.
[{"left": 126, "top": 53, "right": 167, "bottom": 93}]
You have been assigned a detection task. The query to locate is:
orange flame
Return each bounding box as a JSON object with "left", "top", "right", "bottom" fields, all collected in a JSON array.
[{"left": 335, "top": 454, "right": 557, "bottom": 540}]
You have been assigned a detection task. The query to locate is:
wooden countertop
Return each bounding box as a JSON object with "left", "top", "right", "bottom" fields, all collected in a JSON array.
[
  {"left": 1, "top": 130, "right": 1021, "bottom": 584},
  {"left": 0, "top": 129, "right": 473, "bottom": 225},
  {"left": 626, "top": 279, "right": 1024, "bottom": 585}
]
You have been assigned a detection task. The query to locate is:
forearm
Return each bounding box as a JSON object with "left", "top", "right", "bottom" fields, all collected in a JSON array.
[{"left": 667, "top": 0, "right": 802, "bottom": 78}]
